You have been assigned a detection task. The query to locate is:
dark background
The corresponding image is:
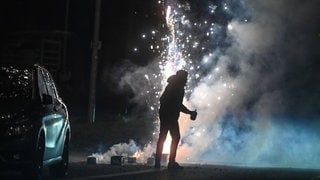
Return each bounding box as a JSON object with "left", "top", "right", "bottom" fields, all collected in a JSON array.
[
  {"left": 0, "top": 0, "right": 163, "bottom": 119},
  {"left": 1, "top": 0, "right": 320, "bottom": 121}
]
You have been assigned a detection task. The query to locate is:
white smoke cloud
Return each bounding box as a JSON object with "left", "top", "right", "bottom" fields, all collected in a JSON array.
[
  {"left": 176, "top": 0, "right": 320, "bottom": 169},
  {"left": 91, "top": 140, "right": 138, "bottom": 164},
  {"left": 91, "top": 139, "right": 153, "bottom": 164}
]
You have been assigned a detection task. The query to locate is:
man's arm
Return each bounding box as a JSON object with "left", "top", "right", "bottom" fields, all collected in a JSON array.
[
  {"left": 180, "top": 104, "right": 192, "bottom": 114},
  {"left": 181, "top": 104, "right": 197, "bottom": 120}
]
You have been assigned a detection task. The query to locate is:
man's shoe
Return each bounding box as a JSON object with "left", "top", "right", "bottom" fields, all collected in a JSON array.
[{"left": 168, "top": 162, "right": 184, "bottom": 170}]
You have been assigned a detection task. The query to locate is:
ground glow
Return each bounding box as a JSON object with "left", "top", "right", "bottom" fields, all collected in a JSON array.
[{"left": 94, "top": 0, "right": 320, "bottom": 169}]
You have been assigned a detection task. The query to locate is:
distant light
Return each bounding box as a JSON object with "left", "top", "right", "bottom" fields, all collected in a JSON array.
[
  {"left": 224, "top": 3, "right": 228, "bottom": 10},
  {"left": 228, "top": 24, "right": 233, "bottom": 30},
  {"left": 209, "top": 5, "right": 217, "bottom": 14},
  {"left": 203, "top": 57, "right": 209, "bottom": 64},
  {"left": 192, "top": 42, "right": 199, "bottom": 48}
]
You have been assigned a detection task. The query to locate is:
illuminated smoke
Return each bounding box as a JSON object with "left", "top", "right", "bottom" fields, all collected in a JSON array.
[
  {"left": 91, "top": 140, "right": 155, "bottom": 164},
  {"left": 97, "top": 0, "right": 320, "bottom": 169}
]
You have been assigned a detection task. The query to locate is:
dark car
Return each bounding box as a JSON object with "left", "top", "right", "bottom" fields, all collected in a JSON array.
[{"left": 0, "top": 64, "right": 71, "bottom": 178}]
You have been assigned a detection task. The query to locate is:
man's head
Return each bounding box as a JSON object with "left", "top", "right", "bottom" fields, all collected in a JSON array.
[{"left": 176, "top": 70, "right": 188, "bottom": 85}]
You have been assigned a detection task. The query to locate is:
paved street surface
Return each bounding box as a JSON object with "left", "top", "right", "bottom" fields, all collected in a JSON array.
[
  {"left": 60, "top": 163, "right": 320, "bottom": 180},
  {"left": 1, "top": 153, "right": 320, "bottom": 180},
  {"left": 1, "top": 162, "right": 320, "bottom": 180}
]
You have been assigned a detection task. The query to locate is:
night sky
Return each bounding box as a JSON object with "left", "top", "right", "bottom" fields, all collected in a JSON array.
[{"left": 1, "top": 0, "right": 160, "bottom": 116}]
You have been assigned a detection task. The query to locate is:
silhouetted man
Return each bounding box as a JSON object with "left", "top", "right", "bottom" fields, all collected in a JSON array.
[{"left": 155, "top": 70, "right": 197, "bottom": 169}]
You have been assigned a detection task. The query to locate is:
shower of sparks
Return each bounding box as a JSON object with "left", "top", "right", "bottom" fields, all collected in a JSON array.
[
  {"left": 149, "top": 1, "right": 234, "bottom": 109},
  {"left": 130, "top": 0, "right": 237, "bottom": 157}
]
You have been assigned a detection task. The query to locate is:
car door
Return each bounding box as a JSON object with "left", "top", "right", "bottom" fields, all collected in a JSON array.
[{"left": 38, "top": 67, "right": 66, "bottom": 160}]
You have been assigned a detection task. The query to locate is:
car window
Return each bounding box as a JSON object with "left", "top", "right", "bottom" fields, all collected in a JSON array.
[
  {"left": 37, "top": 68, "right": 48, "bottom": 101},
  {"left": 46, "top": 71, "right": 59, "bottom": 99},
  {"left": 41, "top": 68, "right": 58, "bottom": 99}
]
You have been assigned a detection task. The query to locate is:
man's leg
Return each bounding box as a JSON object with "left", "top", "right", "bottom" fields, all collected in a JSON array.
[
  {"left": 155, "top": 123, "right": 168, "bottom": 168},
  {"left": 168, "top": 121, "right": 181, "bottom": 166}
]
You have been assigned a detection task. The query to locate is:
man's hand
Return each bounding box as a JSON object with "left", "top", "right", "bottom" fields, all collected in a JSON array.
[{"left": 190, "top": 110, "right": 197, "bottom": 120}]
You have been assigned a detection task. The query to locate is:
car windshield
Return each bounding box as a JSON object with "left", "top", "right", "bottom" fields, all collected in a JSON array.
[{"left": 0, "top": 66, "right": 33, "bottom": 105}]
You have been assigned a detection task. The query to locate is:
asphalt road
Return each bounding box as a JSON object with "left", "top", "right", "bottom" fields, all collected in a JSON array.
[
  {"left": 57, "top": 163, "right": 320, "bottom": 180},
  {"left": 1, "top": 154, "right": 320, "bottom": 180}
]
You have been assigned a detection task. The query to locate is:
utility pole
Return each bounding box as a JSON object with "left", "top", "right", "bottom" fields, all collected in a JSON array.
[{"left": 88, "top": 0, "right": 101, "bottom": 124}]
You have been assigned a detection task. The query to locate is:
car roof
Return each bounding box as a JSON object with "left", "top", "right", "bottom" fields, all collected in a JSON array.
[{"left": 0, "top": 63, "right": 47, "bottom": 71}]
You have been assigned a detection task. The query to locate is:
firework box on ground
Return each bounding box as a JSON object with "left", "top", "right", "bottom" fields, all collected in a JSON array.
[
  {"left": 87, "top": 156, "right": 97, "bottom": 165},
  {"left": 111, "top": 156, "right": 124, "bottom": 166},
  {"left": 127, "top": 157, "right": 137, "bottom": 164},
  {"left": 147, "top": 157, "right": 155, "bottom": 166}
]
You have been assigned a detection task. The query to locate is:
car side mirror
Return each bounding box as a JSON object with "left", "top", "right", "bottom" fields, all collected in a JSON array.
[{"left": 42, "top": 94, "right": 53, "bottom": 104}]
